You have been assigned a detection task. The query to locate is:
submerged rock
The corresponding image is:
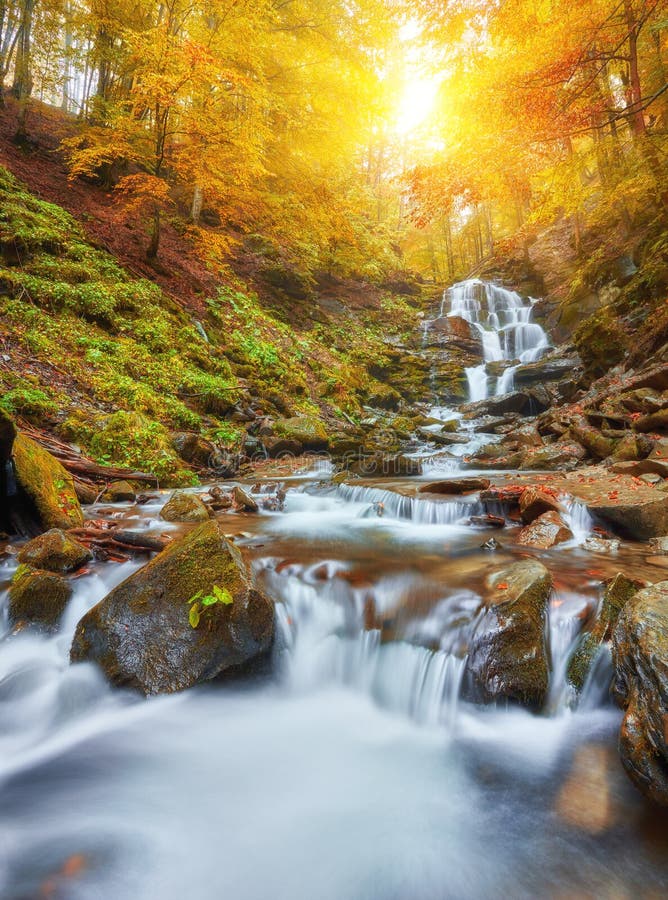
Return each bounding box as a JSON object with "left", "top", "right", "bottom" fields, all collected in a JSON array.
[
  {"left": 70, "top": 521, "right": 274, "bottom": 695},
  {"left": 567, "top": 573, "right": 643, "bottom": 693},
  {"left": 17, "top": 528, "right": 92, "bottom": 573},
  {"left": 517, "top": 511, "right": 572, "bottom": 549},
  {"left": 464, "top": 559, "right": 552, "bottom": 710},
  {"left": 12, "top": 433, "right": 84, "bottom": 530},
  {"left": 160, "top": 490, "right": 210, "bottom": 523},
  {"left": 8, "top": 564, "right": 72, "bottom": 628},
  {"left": 612, "top": 581, "right": 668, "bottom": 805}
]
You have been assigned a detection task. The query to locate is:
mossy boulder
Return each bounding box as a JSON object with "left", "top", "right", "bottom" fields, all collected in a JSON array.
[
  {"left": 567, "top": 573, "right": 643, "bottom": 693},
  {"left": 12, "top": 433, "right": 84, "bottom": 530},
  {"left": 160, "top": 490, "right": 210, "bottom": 523},
  {"left": 570, "top": 420, "right": 616, "bottom": 460},
  {"left": 273, "top": 416, "right": 329, "bottom": 450},
  {"left": 17, "top": 528, "right": 92, "bottom": 573},
  {"left": 612, "top": 581, "right": 668, "bottom": 805},
  {"left": 70, "top": 520, "right": 274, "bottom": 695},
  {"left": 8, "top": 564, "right": 73, "bottom": 628},
  {"left": 104, "top": 481, "right": 136, "bottom": 502},
  {"left": 464, "top": 560, "right": 552, "bottom": 710}
]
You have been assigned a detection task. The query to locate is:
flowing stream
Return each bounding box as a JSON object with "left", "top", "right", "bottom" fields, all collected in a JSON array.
[{"left": 0, "top": 281, "right": 667, "bottom": 898}]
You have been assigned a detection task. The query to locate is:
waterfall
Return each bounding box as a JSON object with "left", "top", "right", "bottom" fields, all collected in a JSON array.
[{"left": 445, "top": 279, "right": 550, "bottom": 402}]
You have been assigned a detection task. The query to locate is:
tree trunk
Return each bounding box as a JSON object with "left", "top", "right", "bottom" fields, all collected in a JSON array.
[
  {"left": 146, "top": 206, "right": 161, "bottom": 260},
  {"left": 190, "top": 185, "right": 203, "bottom": 224},
  {"left": 12, "top": 0, "right": 35, "bottom": 144}
]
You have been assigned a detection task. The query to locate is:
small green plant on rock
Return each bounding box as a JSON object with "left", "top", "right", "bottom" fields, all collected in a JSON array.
[{"left": 186, "top": 585, "right": 234, "bottom": 628}]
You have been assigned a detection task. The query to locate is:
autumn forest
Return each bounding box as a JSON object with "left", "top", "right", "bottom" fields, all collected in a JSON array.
[{"left": 0, "top": 2, "right": 668, "bottom": 898}]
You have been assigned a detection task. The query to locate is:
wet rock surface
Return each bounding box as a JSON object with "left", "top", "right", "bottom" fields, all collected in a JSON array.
[
  {"left": 12, "top": 433, "right": 84, "bottom": 531},
  {"left": 464, "top": 559, "right": 552, "bottom": 710},
  {"left": 17, "top": 528, "right": 92, "bottom": 573},
  {"left": 160, "top": 490, "right": 211, "bottom": 522},
  {"left": 613, "top": 581, "right": 668, "bottom": 805},
  {"left": 8, "top": 564, "right": 73, "bottom": 628},
  {"left": 567, "top": 573, "right": 643, "bottom": 693},
  {"left": 70, "top": 521, "right": 275, "bottom": 694}
]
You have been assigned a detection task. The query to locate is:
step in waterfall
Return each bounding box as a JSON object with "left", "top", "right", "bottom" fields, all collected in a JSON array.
[{"left": 443, "top": 279, "right": 550, "bottom": 402}]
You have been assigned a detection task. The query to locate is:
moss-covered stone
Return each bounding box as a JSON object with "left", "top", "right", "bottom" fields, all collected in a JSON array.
[
  {"left": 273, "top": 416, "right": 329, "bottom": 450},
  {"left": 12, "top": 433, "right": 84, "bottom": 530},
  {"left": 612, "top": 581, "right": 668, "bottom": 805},
  {"left": 17, "top": 528, "right": 92, "bottom": 573},
  {"left": 464, "top": 559, "right": 552, "bottom": 710},
  {"left": 9, "top": 564, "right": 73, "bottom": 628},
  {"left": 70, "top": 520, "right": 274, "bottom": 694},
  {"left": 104, "top": 481, "right": 136, "bottom": 502},
  {"left": 567, "top": 573, "right": 643, "bottom": 693},
  {"left": 160, "top": 490, "right": 210, "bottom": 523}
]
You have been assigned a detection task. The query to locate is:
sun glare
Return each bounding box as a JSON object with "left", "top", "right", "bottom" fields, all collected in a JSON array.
[{"left": 395, "top": 76, "right": 440, "bottom": 135}]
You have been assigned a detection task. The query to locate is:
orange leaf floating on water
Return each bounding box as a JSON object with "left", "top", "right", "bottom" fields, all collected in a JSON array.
[
  {"left": 496, "top": 582, "right": 508, "bottom": 590},
  {"left": 61, "top": 855, "right": 86, "bottom": 878},
  {"left": 586, "top": 570, "right": 604, "bottom": 578}
]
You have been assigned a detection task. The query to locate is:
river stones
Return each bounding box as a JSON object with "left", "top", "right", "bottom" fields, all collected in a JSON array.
[
  {"left": 17, "top": 528, "right": 92, "bottom": 573},
  {"left": 70, "top": 520, "right": 274, "bottom": 695},
  {"left": 612, "top": 581, "right": 668, "bottom": 805},
  {"left": 519, "top": 487, "right": 562, "bottom": 523},
  {"left": 12, "top": 433, "right": 84, "bottom": 530},
  {"left": 419, "top": 477, "right": 490, "bottom": 495},
  {"left": 566, "top": 573, "right": 643, "bottom": 693},
  {"left": 517, "top": 511, "right": 573, "bottom": 549},
  {"left": 464, "top": 559, "right": 552, "bottom": 710},
  {"left": 104, "top": 480, "right": 136, "bottom": 502},
  {"left": 8, "top": 564, "right": 72, "bottom": 628},
  {"left": 160, "top": 490, "right": 210, "bottom": 522}
]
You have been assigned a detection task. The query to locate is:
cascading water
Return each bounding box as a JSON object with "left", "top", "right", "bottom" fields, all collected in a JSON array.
[{"left": 444, "top": 279, "right": 550, "bottom": 402}]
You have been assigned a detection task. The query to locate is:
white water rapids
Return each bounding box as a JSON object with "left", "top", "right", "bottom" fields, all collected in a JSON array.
[{"left": 0, "top": 479, "right": 666, "bottom": 899}]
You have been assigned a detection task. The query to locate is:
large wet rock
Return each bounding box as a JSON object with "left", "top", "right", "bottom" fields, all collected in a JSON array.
[
  {"left": 8, "top": 564, "right": 73, "bottom": 628},
  {"left": 519, "top": 487, "right": 563, "bottom": 523},
  {"left": 464, "top": 559, "right": 552, "bottom": 710},
  {"left": 567, "top": 573, "right": 643, "bottom": 693},
  {"left": 570, "top": 420, "right": 616, "bottom": 460},
  {"left": 462, "top": 391, "right": 534, "bottom": 418},
  {"left": 612, "top": 581, "right": 668, "bottom": 805},
  {"left": 17, "top": 528, "right": 92, "bottom": 573},
  {"left": 172, "top": 432, "right": 216, "bottom": 467},
  {"left": 160, "top": 490, "right": 210, "bottom": 523},
  {"left": 513, "top": 353, "right": 582, "bottom": 386},
  {"left": 70, "top": 521, "right": 274, "bottom": 695},
  {"left": 104, "top": 480, "right": 136, "bottom": 502},
  {"left": 12, "top": 434, "right": 84, "bottom": 530},
  {"left": 517, "top": 511, "right": 572, "bottom": 548}
]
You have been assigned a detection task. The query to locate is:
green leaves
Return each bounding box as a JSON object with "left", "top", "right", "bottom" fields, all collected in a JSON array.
[{"left": 186, "top": 584, "right": 234, "bottom": 628}]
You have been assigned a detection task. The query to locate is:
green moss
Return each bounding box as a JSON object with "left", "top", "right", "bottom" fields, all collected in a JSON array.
[
  {"left": 13, "top": 433, "right": 84, "bottom": 529},
  {"left": 88, "top": 412, "right": 196, "bottom": 486}
]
